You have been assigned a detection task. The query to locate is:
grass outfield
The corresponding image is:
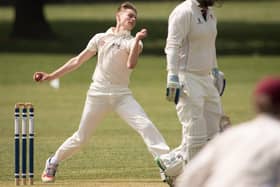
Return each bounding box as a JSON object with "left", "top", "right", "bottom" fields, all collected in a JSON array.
[
  {"left": 1, "top": 54, "right": 280, "bottom": 185},
  {"left": 0, "top": 180, "right": 166, "bottom": 187},
  {"left": 1, "top": 1, "right": 280, "bottom": 186}
]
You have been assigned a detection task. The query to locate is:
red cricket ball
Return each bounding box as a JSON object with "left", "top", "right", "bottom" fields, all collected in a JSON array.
[{"left": 34, "top": 73, "right": 43, "bottom": 82}]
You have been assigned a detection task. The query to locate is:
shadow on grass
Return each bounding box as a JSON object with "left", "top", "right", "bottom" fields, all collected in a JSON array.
[{"left": 0, "top": 19, "right": 279, "bottom": 55}]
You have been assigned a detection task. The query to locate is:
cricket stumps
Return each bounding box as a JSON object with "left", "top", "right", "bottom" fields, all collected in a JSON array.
[{"left": 14, "top": 103, "right": 35, "bottom": 186}]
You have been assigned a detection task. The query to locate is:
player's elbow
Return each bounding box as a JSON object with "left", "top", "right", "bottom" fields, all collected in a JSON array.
[
  {"left": 72, "top": 56, "right": 87, "bottom": 67},
  {"left": 127, "top": 63, "right": 136, "bottom": 69},
  {"left": 127, "top": 60, "right": 137, "bottom": 69}
]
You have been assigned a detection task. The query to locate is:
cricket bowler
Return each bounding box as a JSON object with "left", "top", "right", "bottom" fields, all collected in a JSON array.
[{"left": 33, "top": 2, "right": 170, "bottom": 183}]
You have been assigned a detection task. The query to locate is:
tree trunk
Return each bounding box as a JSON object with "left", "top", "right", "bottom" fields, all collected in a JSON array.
[{"left": 11, "top": 0, "right": 55, "bottom": 40}]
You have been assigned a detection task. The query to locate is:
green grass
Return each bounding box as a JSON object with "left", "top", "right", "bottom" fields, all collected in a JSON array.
[
  {"left": 0, "top": 180, "right": 167, "bottom": 187},
  {"left": 1, "top": 54, "right": 280, "bottom": 185},
  {"left": 1, "top": 1, "right": 280, "bottom": 186}
]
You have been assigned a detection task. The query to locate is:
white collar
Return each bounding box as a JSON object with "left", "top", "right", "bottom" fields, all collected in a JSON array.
[{"left": 106, "top": 27, "right": 131, "bottom": 37}]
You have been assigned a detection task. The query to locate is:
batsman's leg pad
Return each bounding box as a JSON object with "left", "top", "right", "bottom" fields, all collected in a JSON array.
[{"left": 164, "top": 158, "right": 184, "bottom": 177}]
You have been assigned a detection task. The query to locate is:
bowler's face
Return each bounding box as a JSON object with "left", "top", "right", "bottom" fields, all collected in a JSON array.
[{"left": 117, "top": 9, "right": 137, "bottom": 31}]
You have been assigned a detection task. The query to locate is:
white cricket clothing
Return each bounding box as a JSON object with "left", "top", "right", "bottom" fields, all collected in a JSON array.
[
  {"left": 176, "top": 114, "right": 280, "bottom": 187},
  {"left": 54, "top": 94, "right": 170, "bottom": 161},
  {"left": 176, "top": 72, "right": 222, "bottom": 160},
  {"left": 165, "top": 0, "right": 217, "bottom": 75},
  {"left": 164, "top": 0, "right": 222, "bottom": 163},
  {"left": 86, "top": 28, "right": 142, "bottom": 95},
  {"left": 52, "top": 27, "right": 169, "bottom": 164}
]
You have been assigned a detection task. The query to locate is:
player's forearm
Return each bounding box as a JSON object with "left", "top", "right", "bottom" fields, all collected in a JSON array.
[
  {"left": 49, "top": 57, "right": 82, "bottom": 79},
  {"left": 127, "top": 38, "right": 141, "bottom": 69},
  {"left": 49, "top": 49, "right": 95, "bottom": 80}
]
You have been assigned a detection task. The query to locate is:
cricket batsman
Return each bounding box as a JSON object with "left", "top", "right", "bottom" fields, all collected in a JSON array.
[{"left": 155, "top": 0, "right": 229, "bottom": 185}]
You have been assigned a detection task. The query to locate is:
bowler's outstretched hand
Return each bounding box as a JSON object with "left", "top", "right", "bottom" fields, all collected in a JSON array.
[{"left": 33, "top": 72, "right": 50, "bottom": 82}]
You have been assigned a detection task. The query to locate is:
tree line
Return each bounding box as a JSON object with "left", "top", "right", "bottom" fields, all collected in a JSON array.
[{"left": 4, "top": 0, "right": 276, "bottom": 40}]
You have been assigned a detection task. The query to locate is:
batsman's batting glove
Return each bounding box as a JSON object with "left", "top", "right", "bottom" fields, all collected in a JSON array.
[
  {"left": 212, "top": 68, "right": 219, "bottom": 79},
  {"left": 212, "top": 68, "right": 226, "bottom": 96},
  {"left": 166, "top": 73, "right": 180, "bottom": 104}
]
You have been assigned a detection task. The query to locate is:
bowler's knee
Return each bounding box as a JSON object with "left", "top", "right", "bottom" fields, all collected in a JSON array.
[{"left": 72, "top": 131, "right": 90, "bottom": 145}]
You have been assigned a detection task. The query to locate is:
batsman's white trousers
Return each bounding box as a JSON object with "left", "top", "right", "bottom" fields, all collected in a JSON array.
[
  {"left": 53, "top": 93, "right": 170, "bottom": 162},
  {"left": 175, "top": 72, "right": 222, "bottom": 162}
]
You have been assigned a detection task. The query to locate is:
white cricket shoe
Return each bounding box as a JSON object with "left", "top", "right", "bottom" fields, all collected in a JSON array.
[
  {"left": 155, "top": 153, "right": 184, "bottom": 177},
  {"left": 41, "top": 157, "right": 58, "bottom": 183}
]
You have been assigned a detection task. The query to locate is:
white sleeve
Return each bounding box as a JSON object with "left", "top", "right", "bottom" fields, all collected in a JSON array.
[
  {"left": 211, "top": 10, "right": 218, "bottom": 68},
  {"left": 212, "top": 45, "right": 218, "bottom": 68},
  {"left": 86, "top": 33, "right": 102, "bottom": 52},
  {"left": 165, "top": 7, "right": 190, "bottom": 74}
]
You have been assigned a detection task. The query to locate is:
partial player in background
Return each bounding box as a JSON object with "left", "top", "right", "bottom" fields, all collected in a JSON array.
[
  {"left": 33, "top": 2, "right": 170, "bottom": 183},
  {"left": 155, "top": 0, "right": 230, "bottom": 185},
  {"left": 176, "top": 76, "right": 280, "bottom": 187}
]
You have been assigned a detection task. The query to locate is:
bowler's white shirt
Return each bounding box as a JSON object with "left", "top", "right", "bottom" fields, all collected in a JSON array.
[
  {"left": 86, "top": 28, "right": 142, "bottom": 95},
  {"left": 166, "top": 0, "right": 217, "bottom": 75},
  {"left": 176, "top": 114, "right": 280, "bottom": 187}
]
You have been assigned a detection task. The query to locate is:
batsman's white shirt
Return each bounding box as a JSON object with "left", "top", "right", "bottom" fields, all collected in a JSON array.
[
  {"left": 53, "top": 28, "right": 170, "bottom": 163},
  {"left": 176, "top": 114, "right": 280, "bottom": 187},
  {"left": 165, "top": 0, "right": 217, "bottom": 75}
]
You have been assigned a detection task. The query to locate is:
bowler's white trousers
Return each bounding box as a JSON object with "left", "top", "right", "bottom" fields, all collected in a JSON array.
[
  {"left": 174, "top": 72, "right": 223, "bottom": 161},
  {"left": 53, "top": 93, "right": 170, "bottom": 163}
]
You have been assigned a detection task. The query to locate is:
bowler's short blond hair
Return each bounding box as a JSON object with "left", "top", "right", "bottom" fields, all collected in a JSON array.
[{"left": 117, "top": 2, "right": 137, "bottom": 14}]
